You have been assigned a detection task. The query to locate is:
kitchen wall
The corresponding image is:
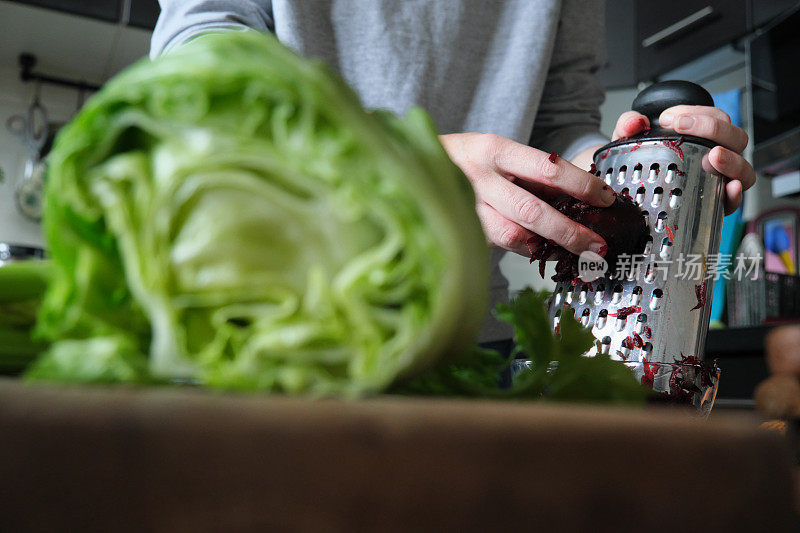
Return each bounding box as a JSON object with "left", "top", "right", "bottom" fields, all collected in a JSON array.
[{"left": 0, "top": 0, "right": 151, "bottom": 247}]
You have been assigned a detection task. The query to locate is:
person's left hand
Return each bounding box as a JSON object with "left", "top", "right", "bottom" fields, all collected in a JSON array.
[{"left": 611, "top": 106, "right": 754, "bottom": 215}]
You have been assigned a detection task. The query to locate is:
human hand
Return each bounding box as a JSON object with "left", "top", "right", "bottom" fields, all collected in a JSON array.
[
  {"left": 612, "top": 106, "right": 754, "bottom": 215},
  {"left": 439, "top": 133, "right": 615, "bottom": 257}
]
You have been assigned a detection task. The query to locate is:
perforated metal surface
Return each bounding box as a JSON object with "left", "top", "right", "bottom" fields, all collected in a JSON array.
[{"left": 547, "top": 139, "right": 725, "bottom": 395}]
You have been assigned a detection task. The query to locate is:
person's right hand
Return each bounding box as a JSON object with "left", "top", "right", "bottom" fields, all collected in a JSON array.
[{"left": 439, "top": 133, "right": 614, "bottom": 258}]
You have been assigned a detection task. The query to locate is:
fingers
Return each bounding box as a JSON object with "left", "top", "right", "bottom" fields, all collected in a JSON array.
[
  {"left": 612, "top": 111, "right": 650, "bottom": 141},
  {"left": 659, "top": 105, "right": 749, "bottom": 153},
  {"left": 476, "top": 174, "right": 607, "bottom": 256},
  {"left": 724, "top": 179, "right": 743, "bottom": 215},
  {"left": 442, "top": 132, "right": 609, "bottom": 257},
  {"left": 709, "top": 146, "right": 756, "bottom": 190},
  {"left": 475, "top": 202, "right": 534, "bottom": 255},
  {"left": 491, "top": 136, "right": 616, "bottom": 208}
]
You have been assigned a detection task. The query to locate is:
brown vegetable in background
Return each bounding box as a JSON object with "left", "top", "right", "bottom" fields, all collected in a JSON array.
[
  {"left": 765, "top": 325, "right": 800, "bottom": 377},
  {"left": 754, "top": 375, "right": 800, "bottom": 419}
]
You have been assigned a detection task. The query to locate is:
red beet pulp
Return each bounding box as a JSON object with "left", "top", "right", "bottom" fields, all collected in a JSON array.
[
  {"left": 529, "top": 194, "right": 649, "bottom": 282},
  {"left": 690, "top": 282, "right": 707, "bottom": 311}
]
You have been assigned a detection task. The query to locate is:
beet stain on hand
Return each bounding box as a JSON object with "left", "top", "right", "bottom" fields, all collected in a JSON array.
[{"left": 529, "top": 194, "right": 649, "bottom": 282}]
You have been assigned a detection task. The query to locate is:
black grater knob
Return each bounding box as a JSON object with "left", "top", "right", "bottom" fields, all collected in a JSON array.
[{"left": 632, "top": 80, "right": 714, "bottom": 138}]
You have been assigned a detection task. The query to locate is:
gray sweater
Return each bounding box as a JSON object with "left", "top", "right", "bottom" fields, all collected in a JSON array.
[{"left": 151, "top": 0, "right": 609, "bottom": 341}]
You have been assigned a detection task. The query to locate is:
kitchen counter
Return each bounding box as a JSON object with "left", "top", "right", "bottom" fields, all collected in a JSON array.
[{"left": 0, "top": 378, "right": 795, "bottom": 532}]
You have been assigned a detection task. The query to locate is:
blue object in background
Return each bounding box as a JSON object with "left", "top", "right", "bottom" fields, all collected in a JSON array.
[
  {"left": 710, "top": 89, "right": 744, "bottom": 325},
  {"left": 764, "top": 220, "right": 796, "bottom": 274},
  {"left": 712, "top": 88, "right": 742, "bottom": 128}
]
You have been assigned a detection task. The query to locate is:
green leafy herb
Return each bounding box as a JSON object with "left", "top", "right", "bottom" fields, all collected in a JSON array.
[{"left": 396, "top": 289, "right": 648, "bottom": 404}]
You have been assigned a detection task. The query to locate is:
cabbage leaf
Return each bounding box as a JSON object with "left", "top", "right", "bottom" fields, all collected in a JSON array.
[{"left": 29, "top": 32, "right": 489, "bottom": 396}]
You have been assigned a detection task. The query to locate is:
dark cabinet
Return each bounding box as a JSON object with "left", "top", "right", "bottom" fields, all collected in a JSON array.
[
  {"left": 128, "top": 0, "right": 160, "bottom": 30},
  {"left": 598, "top": 0, "right": 799, "bottom": 88},
  {"left": 595, "top": 0, "right": 637, "bottom": 89},
  {"left": 636, "top": 0, "right": 748, "bottom": 82},
  {"left": 8, "top": 0, "right": 161, "bottom": 30},
  {"left": 7, "top": 0, "right": 120, "bottom": 22}
]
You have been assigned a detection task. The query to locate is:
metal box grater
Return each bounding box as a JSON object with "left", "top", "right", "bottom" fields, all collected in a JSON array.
[{"left": 547, "top": 81, "right": 724, "bottom": 407}]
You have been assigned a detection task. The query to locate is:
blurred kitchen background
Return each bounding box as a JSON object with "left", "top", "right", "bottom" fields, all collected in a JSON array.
[{"left": 1, "top": 0, "right": 800, "bottom": 405}]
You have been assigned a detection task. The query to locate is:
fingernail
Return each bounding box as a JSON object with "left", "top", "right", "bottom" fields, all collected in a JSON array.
[
  {"left": 601, "top": 184, "right": 616, "bottom": 205},
  {"left": 660, "top": 113, "right": 673, "bottom": 126},
  {"left": 590, "top": 242, "right": 608, "bottom": 257},
  {"left": 677, "top": 116, "right": 694, "bottom": 130}
]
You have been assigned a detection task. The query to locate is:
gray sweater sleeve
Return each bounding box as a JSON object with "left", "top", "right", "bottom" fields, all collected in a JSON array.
[
  {"left": 529, "top": 0, "right": 609, "bottom": 162},
  {"left": 150, "top": 0, "right": 274, "bottom": 58}
]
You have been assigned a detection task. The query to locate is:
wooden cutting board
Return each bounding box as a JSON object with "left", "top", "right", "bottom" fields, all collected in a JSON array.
[{"left": 0, "top": 378, "right": 795, "bottom": 532}]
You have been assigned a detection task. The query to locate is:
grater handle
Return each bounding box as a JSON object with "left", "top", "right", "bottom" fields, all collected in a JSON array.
[{"left": 632, "top": 80, "right": 714, "bottom": 136}]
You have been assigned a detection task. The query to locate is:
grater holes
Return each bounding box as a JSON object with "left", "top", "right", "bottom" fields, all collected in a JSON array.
[
  {"left": 605, "top": 167, "right": 613, "bottom": 184},
  {"left": 641, "top": 210, "right": 650, "bottom": 227},
  {"left": 553, "top": 286, "right": 563, "bottom": 306},
  {"left": 594, "top": 283, "right": 605, "bottom": 304},
  {"left": 620, "top": 187, "right": 630, "bottom": 199},
  {"left": 642, "top": 235, "right": 653, "bottom": 255},
  {"left": 659, "top": 237, "right": 673, "bottom": 259},
  {"left": 655, "top": 211, "right": 668, "bottom": 232},
  {"left": 600, "top": 336, "right": 611, "bottom": 355},
  {"left": 644, "top": 262, "right": 655, "bottom": 283},
  {"left": 634, "top": 313, "right": 647, "bottom": 334},
  {"left": 669, "top": 187, "right": 682, "bottom": 208},
  {"left": 596, "top": 309, "right": 608, "bottom": 329},
  {"left": 665, "top": 163, "right": 678, "bottom": 184},
  {"left": 617, "top": 165, "right": 627, "bottom": 184},
  {"left": 635, "top": 186, "right": 646, "bottom": 206},
  {"left": 615, "top": 313, "right": 628, "bottom": 331},
  {"left": 619, "top": 341, "right": 630, "bottom": 360},
  {"left": 554, "top": 308, "right": 561, "bottom": 330},
  {"left": 648, "top": 163, "right": 660, "bottom": 183},
  {"left": 651, "top": 186, "right": 663, "bottom": 207},
  {"left": 643, "top": 342, "right": 653, "bottom": 355},
  {"left": 632, "top": 163, "right": 643, "bottom": 183},
  {"left": 578, "top": 285, "right": 588, "bottom": 304},
  {"left": 632, "top": 286, "right": 643, "bottom": 305},
  {"left": 580, "top": 308, "right": 591, "bottom": 327},
  {"left": 649, "top": 288, "right": 663, "bottom": 310},
  {"left": 612, "top": 284, "right": 624, "bottom": 304}
]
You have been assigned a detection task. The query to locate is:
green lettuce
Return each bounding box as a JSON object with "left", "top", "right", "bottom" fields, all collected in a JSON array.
[
  {"left": 29, "top": 32, "right": 489, "bottom": 395},
  {"left": 0, "top": 261, "right": 50, "bottom": 372}
]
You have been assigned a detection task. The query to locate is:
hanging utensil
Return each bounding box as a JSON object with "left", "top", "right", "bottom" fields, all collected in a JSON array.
[{"left": 5, "top": 83, "right": 48, "bottom": 221}]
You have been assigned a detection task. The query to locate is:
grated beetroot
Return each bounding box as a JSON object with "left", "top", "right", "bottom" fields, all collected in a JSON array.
[
  {"left": 690, "top": 282, "right": 707, "bottom": 311},
  {"left": 609, "top": 306, "right": 641, "bottom": 319},
  {"left": 632, "top": 332, "right": 644, "bottom": 348},
  {"left": 662, "top": 137, "right": 685, "bottom": 162},
  {"left": 529, "top": 194, "right": 649, "bottom": 282},
  {"left": 641, "top": 357, "right": 658, "bottom": 388}
]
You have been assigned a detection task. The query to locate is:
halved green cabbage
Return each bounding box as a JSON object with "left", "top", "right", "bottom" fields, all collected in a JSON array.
[{"left": 30, "top": 31, "right": 489, "bottom": 395}]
